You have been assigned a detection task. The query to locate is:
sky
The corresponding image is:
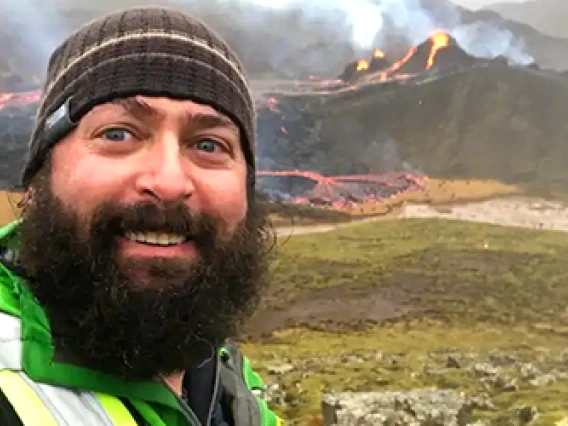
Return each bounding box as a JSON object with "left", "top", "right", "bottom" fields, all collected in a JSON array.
[{"left": 451, "top": 0, "right": 529, "bottom": 9}]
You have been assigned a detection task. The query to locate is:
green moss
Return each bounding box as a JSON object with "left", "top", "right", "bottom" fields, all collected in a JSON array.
[
  {"left": 244, "top": 219, "right": 568, "bottom": 424},
  {"left": 265, "top": 219, "right": 568, "bottom": 325}
]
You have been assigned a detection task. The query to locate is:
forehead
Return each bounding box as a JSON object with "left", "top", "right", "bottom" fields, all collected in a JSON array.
[{"left": 85, "top": 96, "right": 239, "bottom": 130}]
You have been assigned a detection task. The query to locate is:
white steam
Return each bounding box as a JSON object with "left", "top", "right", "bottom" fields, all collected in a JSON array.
[
  {"left": 1, "top": 1, "right": 65, "bottom": 51},
  {"left": 250, "top": 0, "right": 386, "bottom": 49},
  {"left": 0, "top": 0, "right": 534, "bottom": 85},
  {"left": 248, "top": 0, "right": 533, "bottom": 64}
]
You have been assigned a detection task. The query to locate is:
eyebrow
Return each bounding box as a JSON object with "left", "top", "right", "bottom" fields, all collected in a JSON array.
[{"left": 110, "top": 97, "right": 239, "bottom": 132}]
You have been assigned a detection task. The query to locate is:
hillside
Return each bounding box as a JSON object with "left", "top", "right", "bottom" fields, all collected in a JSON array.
[
  {"left": 3, "top": 48, "right": 568, "bottom": 199},
  {"left": 257, "top": 61, "right": 568, "bottom": 195},
  {"left": 486, "top": 0, "right": 568, "bottom": 40}
]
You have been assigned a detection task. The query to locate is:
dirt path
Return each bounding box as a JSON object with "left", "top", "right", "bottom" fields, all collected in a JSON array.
[{"left": 276, "top": 196, "right": 568, "bottom": 236}]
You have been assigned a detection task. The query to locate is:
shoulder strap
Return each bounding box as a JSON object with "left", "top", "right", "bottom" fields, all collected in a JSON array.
[{"left": 219, "top": 342, "right": 283, "bottom": 426}]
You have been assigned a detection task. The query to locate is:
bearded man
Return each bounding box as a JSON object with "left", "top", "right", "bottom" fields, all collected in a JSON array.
[{"left": 0, "top": 6, "right": 281, "bottom": 426}]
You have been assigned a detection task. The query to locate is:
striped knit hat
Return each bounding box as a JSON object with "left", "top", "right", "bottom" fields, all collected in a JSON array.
[{"left": 21, "top": 6, "right": 256, "bottom": 188}]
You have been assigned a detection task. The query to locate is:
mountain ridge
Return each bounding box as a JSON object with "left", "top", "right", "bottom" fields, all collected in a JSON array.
[{"left": 484, "top": 0, "right": 568, "bottom": 39}]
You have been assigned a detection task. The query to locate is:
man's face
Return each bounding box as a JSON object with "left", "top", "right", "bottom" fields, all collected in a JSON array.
[
  {"left": 18, "top": 96, "right": 271, "bottom": 380},
  {"left": 53, "top": 96, "right": 248, "bottom": 273}
]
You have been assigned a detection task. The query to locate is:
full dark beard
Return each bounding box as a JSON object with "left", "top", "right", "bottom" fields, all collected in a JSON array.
[{"left": 18, "top": 181, "right": 272, "bottom": 381}]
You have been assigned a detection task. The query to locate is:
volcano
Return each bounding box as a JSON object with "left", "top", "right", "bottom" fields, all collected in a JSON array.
[
  {"left": 339, "top": 49, "right": 392, "bottom": 82},
  {"left": 369, "top": 49, "right": 390, "bottom": 73},
  {"left": 391, "top": 33, "right": 477, "bottom": 74},
  {"left": 337, "top": 32, "right": 480, "bottom": 84},
  {"left": 2, "top": 33, "right": 568, "bottom": 207}
]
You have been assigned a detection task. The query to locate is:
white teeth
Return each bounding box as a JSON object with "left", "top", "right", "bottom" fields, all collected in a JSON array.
[{"left": 125, "top": 232, "right": 185, "bottom": 245}]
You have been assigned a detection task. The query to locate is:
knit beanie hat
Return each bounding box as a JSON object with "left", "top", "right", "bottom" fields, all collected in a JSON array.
[{"left": 21, "top": 6, "right": 256, "bottom": 188}]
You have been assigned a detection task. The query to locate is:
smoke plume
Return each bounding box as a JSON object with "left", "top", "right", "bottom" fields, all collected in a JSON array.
[
  {"left": 0, "top": 0, "right": 533, "bottom": 84},
  {"left": 247, "top": 0, "right": 533, "bottom": 65}
]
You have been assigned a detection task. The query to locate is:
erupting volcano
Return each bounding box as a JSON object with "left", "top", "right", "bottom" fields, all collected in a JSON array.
[
  {"left": 338, "top": 32, "right": 479, "bottom": 83},
  {"left": 0, "top": 31, "right": 552, "bottom": 210},
  {"left": 339, "top": 48, "right": 391, "bottom": 82},
  {"left": 0, "top": 32, "right": 514, "bottom": 114}
]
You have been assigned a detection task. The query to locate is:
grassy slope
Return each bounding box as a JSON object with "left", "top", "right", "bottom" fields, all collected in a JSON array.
[
  {"left": 243, "top": 218, "right": 568, "bottom": 424},
  {"left": 262, "top": 219, "right": 568, "bottom": 322}
]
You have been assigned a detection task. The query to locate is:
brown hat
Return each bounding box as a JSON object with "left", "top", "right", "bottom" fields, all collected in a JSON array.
[{"left": 22, "top": 6, "right": 256, "bottom": 187}]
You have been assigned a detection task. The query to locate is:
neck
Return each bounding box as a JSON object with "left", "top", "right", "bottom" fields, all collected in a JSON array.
[{"left": 162, "top": 372, "right": 185, "bottom": 396}]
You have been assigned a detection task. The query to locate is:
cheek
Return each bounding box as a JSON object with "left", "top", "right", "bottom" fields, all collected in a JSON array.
[
  {"left": 50, "top": 150, "right": 126, "bottom": 218},
  {"left": 194, "top": 173, "right": 248, "bottom": 232}
]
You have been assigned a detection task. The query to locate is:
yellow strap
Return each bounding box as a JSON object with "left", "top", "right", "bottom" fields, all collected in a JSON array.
[
  {"left": 0, "top": 369, "right": 58, "bottom": 426},
  {"left": 94, "top": 392, "right": 139, "bottom": 426}
]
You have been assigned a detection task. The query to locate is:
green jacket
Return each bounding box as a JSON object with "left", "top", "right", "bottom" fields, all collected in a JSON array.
[{"left": 0, "top": 220, "right": 281, "bottom": 426}]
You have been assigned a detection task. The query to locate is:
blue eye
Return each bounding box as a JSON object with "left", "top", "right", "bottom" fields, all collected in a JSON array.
[
  {"left": 195, "top": 139, "right": 221, "bottom": 153},
  {"left": 102, "top": 128, "right": 132, "bottom": 142}
]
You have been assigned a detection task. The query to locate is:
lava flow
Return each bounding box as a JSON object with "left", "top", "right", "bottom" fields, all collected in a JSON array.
[
  {"left": 0, "top": 90, "right": 41, "bottom": 111},
  {"left": 338, "top": 31, "right": 471, "bottom": 83},
  {"left": 257, "top": 170, "right": 427, "bottom": 210},
  {"left": 356, "top": 59, "right": 369, "bottom": 72},
  {"left": 427, "top": 33, "right": 451, "bottom": 69}
]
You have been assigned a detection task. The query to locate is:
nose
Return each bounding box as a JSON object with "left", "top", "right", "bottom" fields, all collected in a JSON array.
[{"left": 135, "top": 136, "right": 194, "bottom": 203}]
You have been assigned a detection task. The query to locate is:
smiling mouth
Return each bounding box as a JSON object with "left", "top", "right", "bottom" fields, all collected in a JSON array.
[{"left": 124, "top": 232, "right": 188, "bottom": 246}]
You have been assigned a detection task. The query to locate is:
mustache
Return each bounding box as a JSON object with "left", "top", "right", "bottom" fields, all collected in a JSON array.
[{"left": 92, "top": 201, "right": 218, "bottom": 241}]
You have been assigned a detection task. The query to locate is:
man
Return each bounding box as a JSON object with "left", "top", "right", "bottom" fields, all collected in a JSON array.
[{"left": 0, "top": 6, "right": 282, "bottom": 426}]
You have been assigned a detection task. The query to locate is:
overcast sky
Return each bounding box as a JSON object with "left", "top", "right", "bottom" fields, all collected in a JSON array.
[{"left": 451, "top": 0, "right": 528, "bottom": 9}]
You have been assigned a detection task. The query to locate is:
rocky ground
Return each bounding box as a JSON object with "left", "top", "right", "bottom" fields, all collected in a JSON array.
[
  {"left": 245, "top": 324, "right": 568, "bottom": 425},
  {"left": 290, "top": 346, "right": 568, "bottom": 425}
]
